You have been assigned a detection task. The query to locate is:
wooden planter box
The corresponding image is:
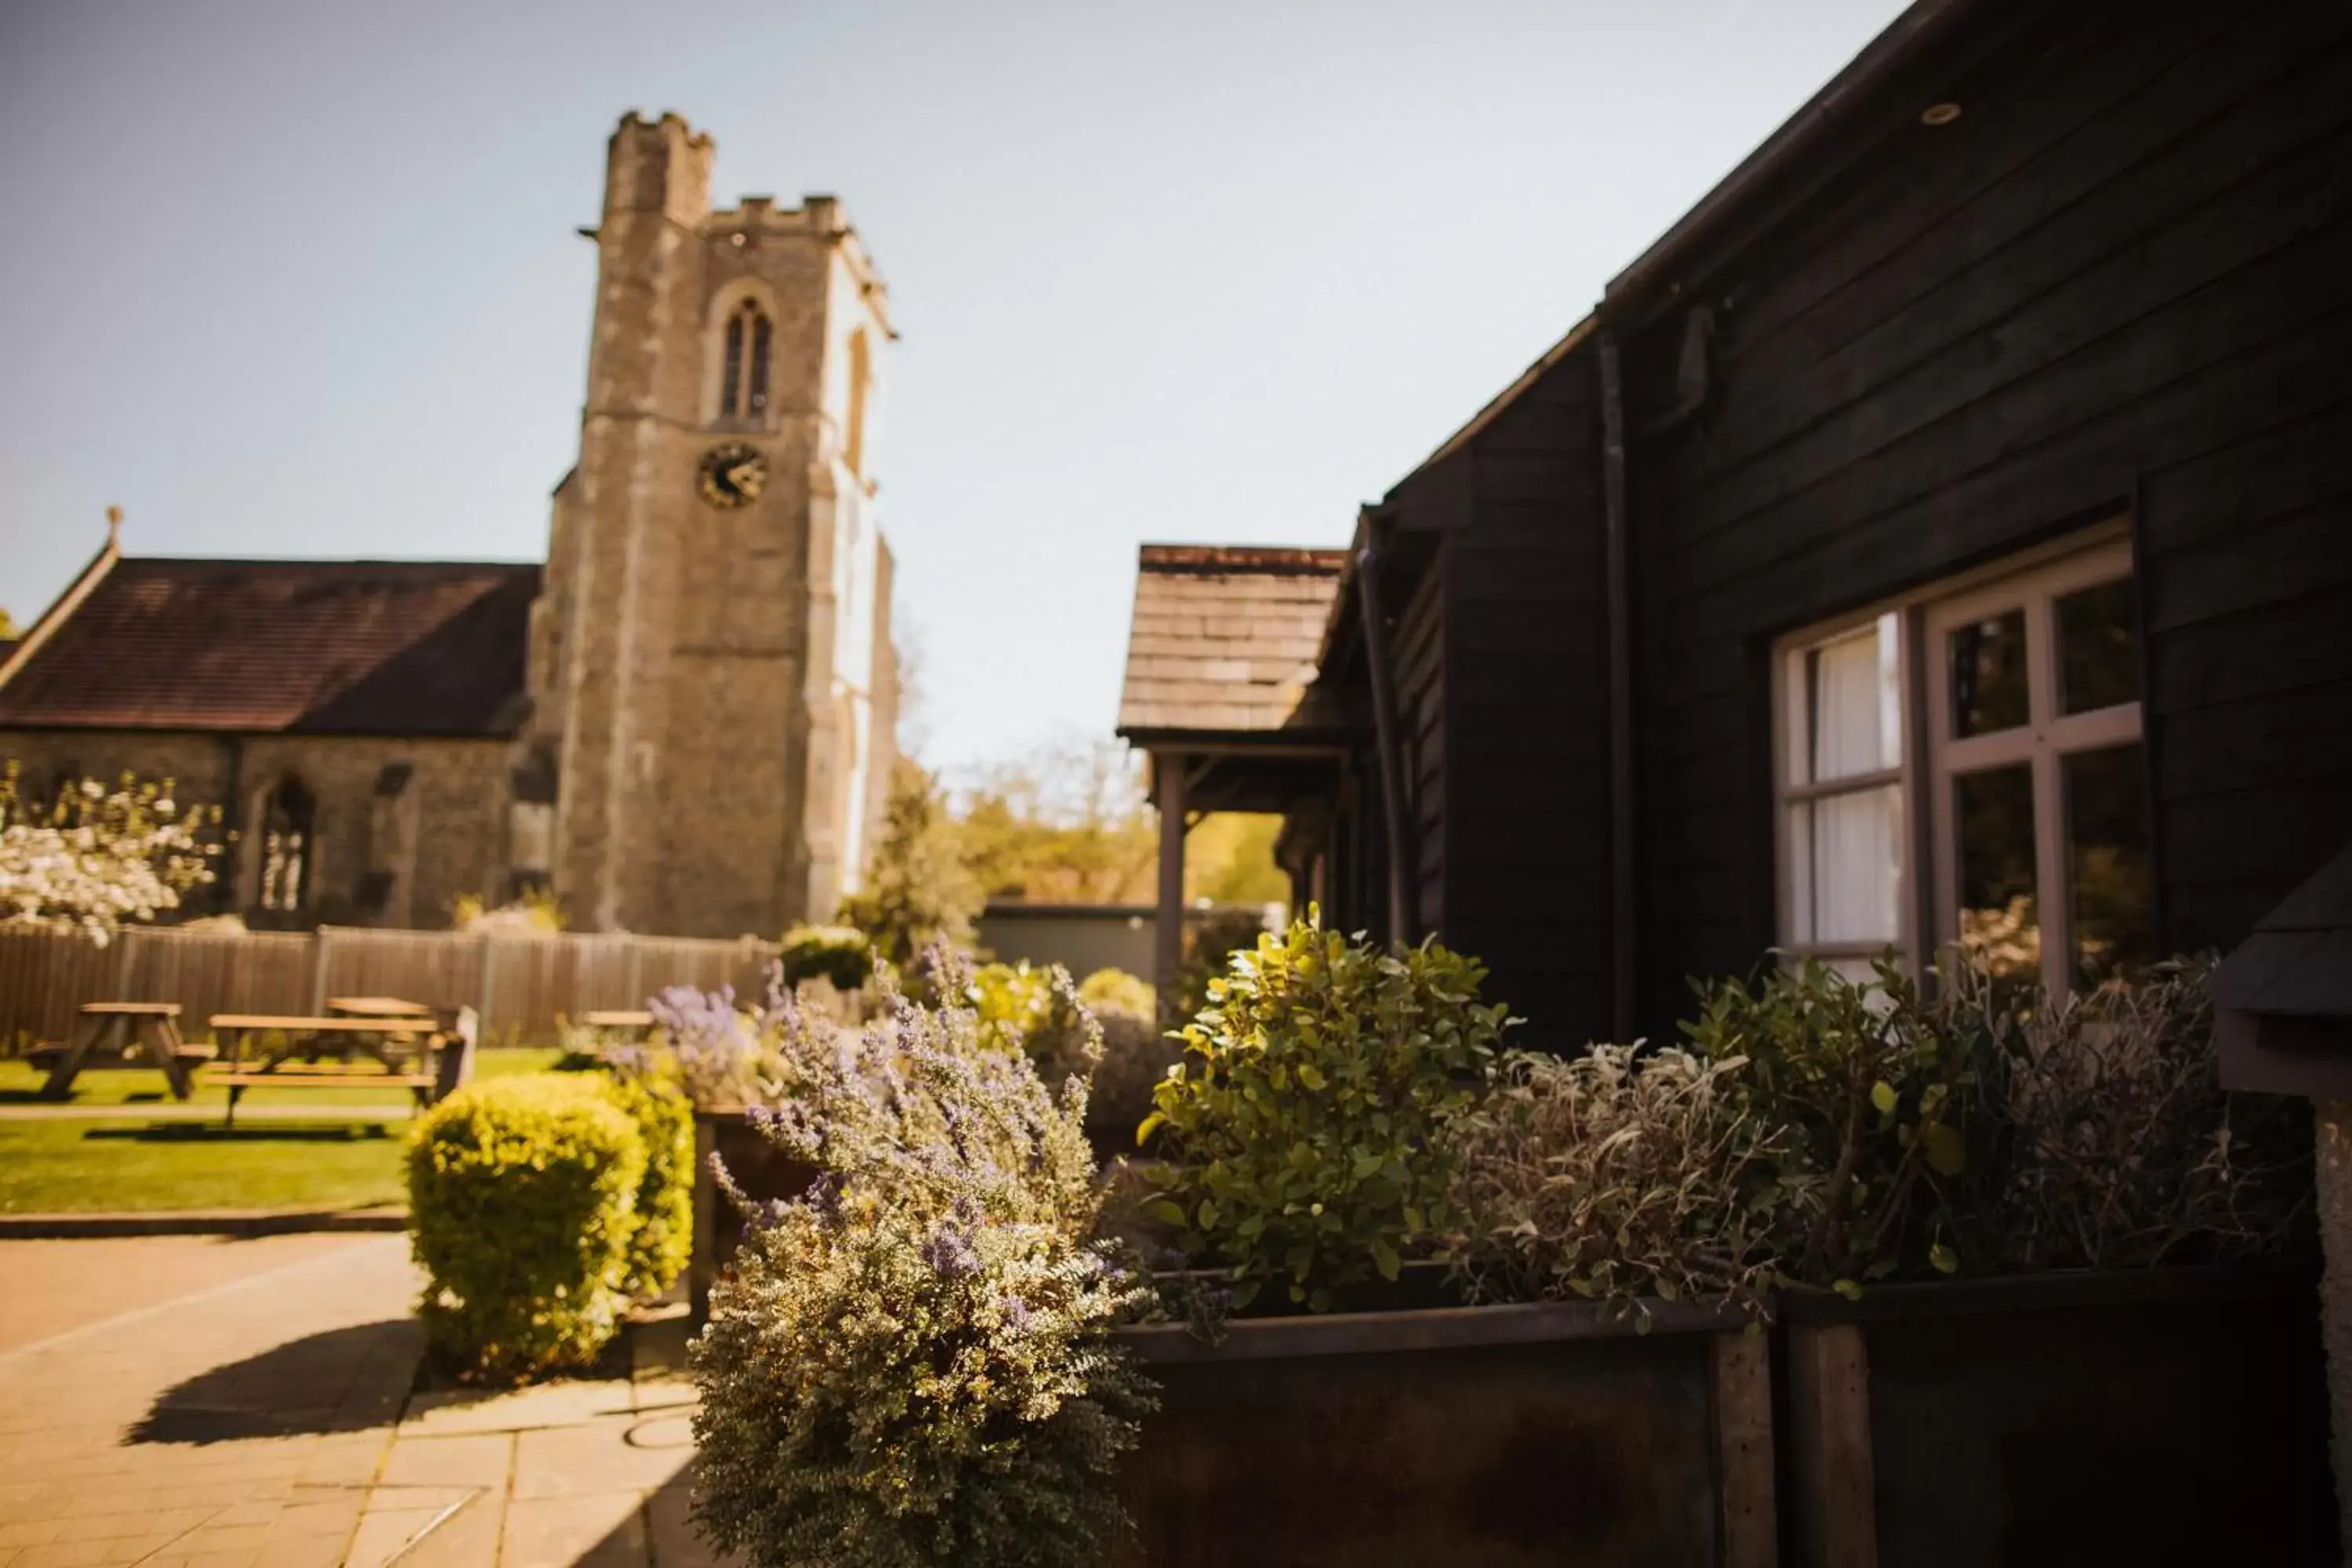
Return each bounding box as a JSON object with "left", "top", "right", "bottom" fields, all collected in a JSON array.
[
  {"left": 1778, "top": 1265, "right": 2334, "bottom": 1568},
  {"left": 689, "top": 1109, "right": 815, "bottom": 1321},
  {"left": 1109, "top": 1298, "right": 1776, "bottom": 1568}
]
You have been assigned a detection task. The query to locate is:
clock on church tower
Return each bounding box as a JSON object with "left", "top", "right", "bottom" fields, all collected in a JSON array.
[{"left": 697, "top": 442, "right": 766, "bottom": 508}]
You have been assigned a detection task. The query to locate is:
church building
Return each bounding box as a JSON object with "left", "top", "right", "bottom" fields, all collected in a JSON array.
[{"left": 0, "top": 112, "right": 898, "bottom": 940}]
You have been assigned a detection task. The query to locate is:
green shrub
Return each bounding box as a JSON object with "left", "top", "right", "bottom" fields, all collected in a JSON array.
[
  {"left": 407, "top": 1073, "right": 647, "bottom": 1380},
  {"left": 1446, "top": 1045, "right": 1795, "bottom": 1322},
  {"left": 1171, "top": 906, "right": 1268, "bottom": 1023},
  {"left": 1088, "top": 1011, "right": 1184, "bottom": 1160},
  {"left": 1682, "top": 956, "right": 1979, "bottom": 1290},
  {"left": 779, "top": 924, "right": 875, "bottom": 992},
  {"left": 968, "top": 960, "right": 1104, "bottom": 1090},
  {"left": 691, "top": 978, "right": 1152, "bottom": 1568},
  {"left": 603, "top": 1070, "right": 695, "bottom": 1299},
  {"left": 1077, "top": 967, "right": 1155, "bottom": 1022},
  {"left": 1140, "top": 913, "right": 1512, "bottom": 1311}
]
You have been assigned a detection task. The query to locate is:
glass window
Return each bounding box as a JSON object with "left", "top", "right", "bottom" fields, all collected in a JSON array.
[
  {"left": 2057, "top": 578, "right": 2140, "bottom": 715},
  {"left": 1949, "top": 608, "right": 2029, "bottom": 737},
  {"left": 720, "top": 312, "right": 745, "bottom": 416},
  {"left": 1784, "top": 615, "right": 1904, "bottom": 951},
  {"left": 748, "top": 314, "right": 772, "bottom": 413},
  {"left": 2064, "top": 742, "right": 2155, "bottom": 983},
  {"left": 1779, "top": 531, "right": 2146, "bottom": 997},
  {"left": 1955, "top": 764, "right": 2038, "bottom": 979}
]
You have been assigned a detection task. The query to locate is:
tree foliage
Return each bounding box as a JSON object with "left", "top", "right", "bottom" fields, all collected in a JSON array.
[{"left": 839, "top": 759, "right": 981, "bottom": 967}]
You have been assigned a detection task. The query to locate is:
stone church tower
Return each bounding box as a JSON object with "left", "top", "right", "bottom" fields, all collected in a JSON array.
[{"left": 524, "top": 112, "right": 898, "bottom": 938}]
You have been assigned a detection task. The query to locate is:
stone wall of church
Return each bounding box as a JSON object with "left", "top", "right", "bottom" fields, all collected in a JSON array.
[{"left": 0, "top": 730, "right": 510, "bottom": 930}]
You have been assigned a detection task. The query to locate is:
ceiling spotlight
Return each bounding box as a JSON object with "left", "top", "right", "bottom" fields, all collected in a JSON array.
[{"left": 1922, "top": 102, "right": 1963, "bottom": 126}]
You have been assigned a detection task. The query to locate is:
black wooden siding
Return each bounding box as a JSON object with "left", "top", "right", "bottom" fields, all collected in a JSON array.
[
  {"left": 1617, "top": 0, "right": 2352, "bottom": 1029},
  {"left": 1437, "top": 361, "right": 1613, "bottom": 1047}
]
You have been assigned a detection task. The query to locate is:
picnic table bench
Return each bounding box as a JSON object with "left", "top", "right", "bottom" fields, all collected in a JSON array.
[
  {"left": 205, "top": 1013, "right": 448, "bottom": 1127},
  {"left": 580, "top": 1010, "right": 657, "bottom": 1036},
  {"left": 36, "top": 1003, "right": 218, "bottom": 1101}
]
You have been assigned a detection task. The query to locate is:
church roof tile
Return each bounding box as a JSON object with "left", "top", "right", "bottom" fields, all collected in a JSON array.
[{"left": 0, "top": 557, "right": 539, "bottom": 736}]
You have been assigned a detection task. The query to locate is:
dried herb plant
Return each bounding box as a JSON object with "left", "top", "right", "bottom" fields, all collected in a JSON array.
[
  {"left": 1973, "top": 958, "right": 2310, "bottom": 1271},
  {"left": 1446, "top": 1044, "right": 1795, "bottom": 1323}
]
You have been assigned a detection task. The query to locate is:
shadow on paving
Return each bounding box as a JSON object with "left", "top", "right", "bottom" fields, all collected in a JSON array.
[
  {"left": 129, "top": 1318, "right": 421, "bottom": 1444},
  {"left": 84, "top": 1123, "right": 400, "bottom": 1144}
]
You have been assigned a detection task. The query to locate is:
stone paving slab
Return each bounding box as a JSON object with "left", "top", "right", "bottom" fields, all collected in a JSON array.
[
  {"left": 1, "top": 1234, "right": 737, "bottom": 1568},
  {"left": 350, "top": 1375, "right": 731, "bottom": 1568},
  {"left": 0, "top": 1235, "right": 421, "bottom": 1568}
]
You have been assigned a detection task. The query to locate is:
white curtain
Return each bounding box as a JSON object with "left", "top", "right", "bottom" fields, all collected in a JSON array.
[{"left": 1791, "top": 615, "right": 1904, "bottom": 944}]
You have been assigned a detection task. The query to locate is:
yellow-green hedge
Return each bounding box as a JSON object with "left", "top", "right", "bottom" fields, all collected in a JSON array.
[{"left": 408, "top": 1073, "right": 650, "bottom": 1380}]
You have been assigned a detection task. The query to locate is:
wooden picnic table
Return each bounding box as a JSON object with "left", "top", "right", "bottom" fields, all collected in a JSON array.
[
  {"left": 581, "top": 1009, "right": 657, "bottom": 1036},
  {"left": 36, "top": 1002, "right": 218, "bottom": 1101},
  {"left": 325, "top": 996, "right": 439, "bottom": 1020},
  {"left": 205, "top": 1013, "right": 445, "bottom": 1127}
]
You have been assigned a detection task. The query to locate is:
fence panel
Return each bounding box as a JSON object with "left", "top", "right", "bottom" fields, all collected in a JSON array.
[{"left": 0, "top": 924, "right": 784, "bottom": 1050}]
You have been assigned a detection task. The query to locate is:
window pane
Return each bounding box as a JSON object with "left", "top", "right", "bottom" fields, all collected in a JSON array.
[
  {"left": 2066, "top": 742, "right": 2155, "bottom": 985},
  {"left": 2058, "top": 578, "right": 2140, "bottom": 715},
  {"left": 1794, "top": 785, "right": 1901, "bottom": 945},
  {"left": 1949, "top": 608, "right": 2030, "bottom": 737},
  {"left": 1956, "top": 764, "right": 2038, "bottom": 978},
  {"left": 1804, "top": 616, "right": 1900, "bottom": 783}
]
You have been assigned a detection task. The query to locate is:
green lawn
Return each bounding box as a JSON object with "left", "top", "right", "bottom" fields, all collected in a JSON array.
[
  {"left": 0, "top": 1048, "right": 564, "bottom": 1214},
  {"left": 0, "top": 1047, "right": 564, "bottom": 1108},
  {"left": 0, "top": 1117, "right": 411, "bottom": 1213}
]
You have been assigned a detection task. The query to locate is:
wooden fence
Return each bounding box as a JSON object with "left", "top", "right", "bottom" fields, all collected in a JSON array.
[{"left": 0, "top": 925, "right": 783, "bottom": 1049}]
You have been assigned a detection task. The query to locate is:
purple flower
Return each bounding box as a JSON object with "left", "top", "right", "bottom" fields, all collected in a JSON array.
[{"left": 920, "top": 1222, "right": 982, "bottom": 1278}]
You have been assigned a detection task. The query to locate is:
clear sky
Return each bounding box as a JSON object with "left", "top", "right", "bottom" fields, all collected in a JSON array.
[{"left": 0, "top": 0, "right": 1908, "bottom": 775}]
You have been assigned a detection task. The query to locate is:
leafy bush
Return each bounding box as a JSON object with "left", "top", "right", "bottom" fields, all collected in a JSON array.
[
  {"left": 779, "top": 923, "right": 874, "bottom": 992},
  {"left": 406, "top": 1073, "right": 647, "bottom": 1380},
  {"left": 603, "top": 1069, "right": 695, "bottom": 1300},
  {"left": 1682, "top": 956, "right": 1980, "bottom": 1290},
  {"left": 969, "top": 960, "right": 1103, "bottom": 1089},
  {"left": 1446, "top": 1045, "right": 1795, "bottom": 1322},
  {"left": 1171, "top": 905, "right": 1270, "bottom": 1023},
  {"left": 1089, "top": 1011, "right": 1183, "bottom": 1160},
  {"left": 1970, "top": 958, "right": 2309, "bottom": 1270},
  {"left": 1139, "top": 913, "right": 1512, "bottom": 1311},
  {"left": 691, "top": 976, "right": 1152, "bottom": 1568},
  {"left": 1077, "top": 967, "right": 1156, "bottom": 1023}
]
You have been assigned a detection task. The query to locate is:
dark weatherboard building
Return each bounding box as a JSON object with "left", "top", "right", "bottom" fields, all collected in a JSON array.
[{"left": 1120, "top": 0, "right": 2352, "bottom": 1051}]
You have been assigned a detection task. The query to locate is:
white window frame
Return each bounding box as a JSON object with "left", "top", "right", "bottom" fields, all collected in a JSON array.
[{"left": 1773, "top": 521, "right": 2143, "bottom": 995}]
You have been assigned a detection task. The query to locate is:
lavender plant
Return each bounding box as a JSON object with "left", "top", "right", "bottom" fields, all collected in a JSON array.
[{"left": 690, "top": 962, "right": 1153, "bottom": 1568}]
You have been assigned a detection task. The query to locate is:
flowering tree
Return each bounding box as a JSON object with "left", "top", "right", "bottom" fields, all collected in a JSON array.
[{"left": 0, "top": 764, "right": 220, "bottom": 946}]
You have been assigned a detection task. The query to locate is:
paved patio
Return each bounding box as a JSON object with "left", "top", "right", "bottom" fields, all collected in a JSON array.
[{"left": 0, "top": 1236, "right": 728, "bottom": 1568}]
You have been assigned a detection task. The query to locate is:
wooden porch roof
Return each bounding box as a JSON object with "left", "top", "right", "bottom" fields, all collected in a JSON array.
[{"left": 1116, "top": 544, "right": 1348, "bottom": 746}]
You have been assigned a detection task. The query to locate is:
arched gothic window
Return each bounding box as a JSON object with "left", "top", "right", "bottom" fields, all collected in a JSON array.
[
  {"left": 258, "top": 776, "right": 314, "bottom": 914},
  {"left": 720, "top": 299, "right": 773, "bottom": 419}
]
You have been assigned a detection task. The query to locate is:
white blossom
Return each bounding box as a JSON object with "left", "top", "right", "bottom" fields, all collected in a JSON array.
[{"left": 0, "top": 767, "right": 220, "bottom": 947}]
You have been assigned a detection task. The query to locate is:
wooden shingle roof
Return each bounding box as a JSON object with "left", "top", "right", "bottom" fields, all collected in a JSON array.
[
  {"left": 0, "top": 557, "right": 539, "bottom": 736},
  {"left": 1116, "top": 544, "right": 1347, "bottom": 742}
]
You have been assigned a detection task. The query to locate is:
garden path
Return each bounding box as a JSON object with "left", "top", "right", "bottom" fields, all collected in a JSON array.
[
  {"left": 0, "top": 1235, "right": 419, "bottom": 1568},
  {"left": 0, "top": 1237, "right": 732, "bottom": 1568}
]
